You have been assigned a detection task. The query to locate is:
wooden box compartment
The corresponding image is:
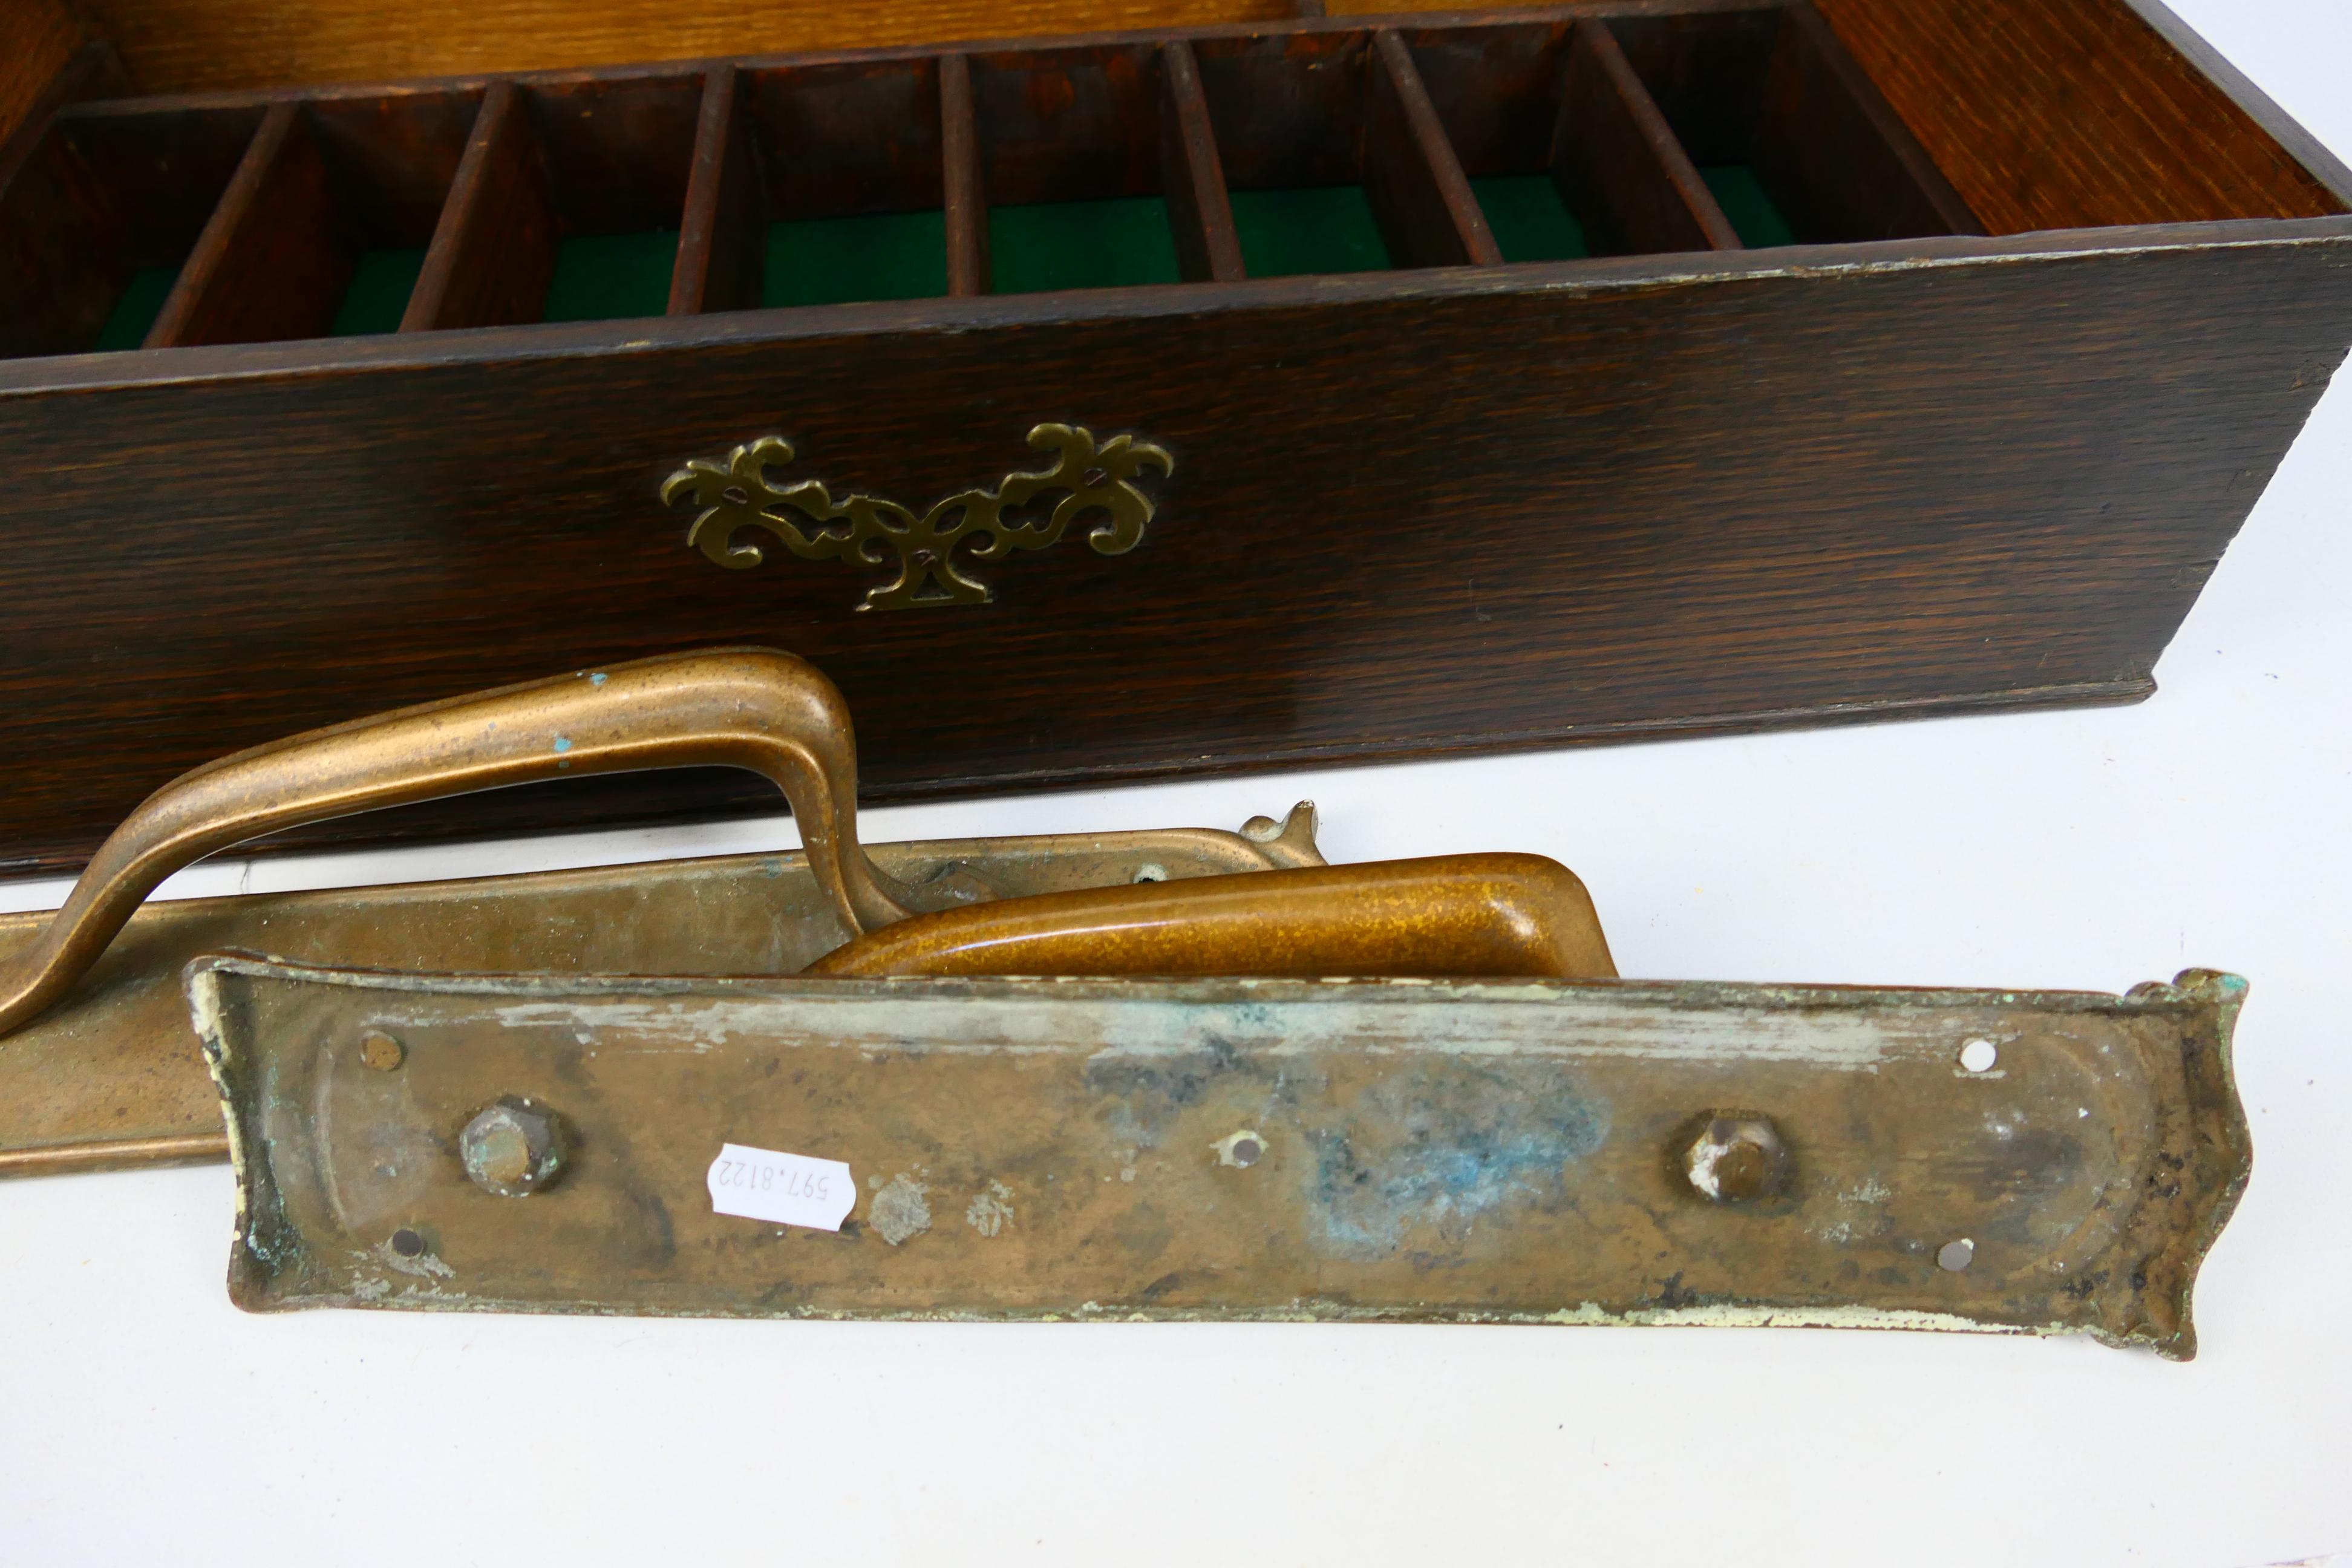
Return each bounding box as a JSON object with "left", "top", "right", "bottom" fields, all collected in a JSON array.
[{"left": 0, "top": 0, "right": 2347, "bottom": 875}]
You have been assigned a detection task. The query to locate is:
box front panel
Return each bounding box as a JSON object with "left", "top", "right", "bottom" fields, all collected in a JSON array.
[{"left": 2, "top": 234, "right": 2346, "bottom": 872}]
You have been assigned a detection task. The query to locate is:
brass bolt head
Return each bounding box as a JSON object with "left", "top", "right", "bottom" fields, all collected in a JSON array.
[
  {"left": 1214, "top": 1128, "right": 1266, "bottom": 1168},
  {"left": 358, "top": 1030, "right": 405, "bottom": 1071},
  {"left": 460, "top": 1097, "right": 570, "bottom": 1197},
  {"left": 1682, "top": 1112, "right": 1789, "bottom": 1203}
]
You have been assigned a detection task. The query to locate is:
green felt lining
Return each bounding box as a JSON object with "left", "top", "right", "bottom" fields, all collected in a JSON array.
[
  {"left": 990, "top": 196, "right": 1180, "bottom": 293},
  {"left": 1229, "top": 185, "right": 1391, "bottom": 277},
  {"left": 1700, "top": 165, "right": 1798, "bottom": 248},
  {"left": 331, "top": 248, "right": 428, "bottom": 336},
  {"left": 765, "top": 210, "right": 947, "bottom": 307},
  {"left": 77, "top": 169, "right": 1797, "bottom": 353},
  {"left": 1471, "top": 174, "right": 1590, "bottom": 263},
  {"left": 544, "top": 230, "right": 679, "bottom": 322},
  {"left": 93, "top": 266, "right": 177, "bottom": 351}
]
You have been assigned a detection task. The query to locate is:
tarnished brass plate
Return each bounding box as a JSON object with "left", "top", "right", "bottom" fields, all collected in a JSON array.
[
  {"left": 193, "top": 959, "right": 2249, "bottom": 1358},
  {"left": 0, "top": 808, "right": 1320, "bottom": 1175},
  {"left": 663, "top": 424, "right": 1171, "bottom": 610}
]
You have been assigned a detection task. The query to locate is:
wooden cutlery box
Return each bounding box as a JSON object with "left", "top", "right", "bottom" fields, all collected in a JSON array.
[{"left": 1, "top": 0, "right": 2346, "bottom": 874}]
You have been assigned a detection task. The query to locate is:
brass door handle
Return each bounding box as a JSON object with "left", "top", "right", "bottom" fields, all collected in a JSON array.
[
  {"left": 0, "top": 647, "right": 919, "bottom": 1039},
  {"left": 806, "top": 855, "right": 1617, "bottom": 979}
]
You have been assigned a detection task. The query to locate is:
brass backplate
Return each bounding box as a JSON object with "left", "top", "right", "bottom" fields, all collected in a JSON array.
[
  {"left": 0, "top": 808, "right": 1321, "bottom": 1176},
  {"left": 193, "top": 959, "right": 2249, "bottom": 1358},
  {"left": 663, "top": 424, "right": 1171, "bottom": 610}
]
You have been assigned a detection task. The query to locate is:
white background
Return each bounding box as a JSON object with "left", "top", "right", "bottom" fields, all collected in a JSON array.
[{"left": 3, "top": 2, "right": 2347, "bottom": 1561}]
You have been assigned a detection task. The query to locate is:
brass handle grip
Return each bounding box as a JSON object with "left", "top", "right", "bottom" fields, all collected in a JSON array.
[
  {"left": 805, "top": 854, "right": 1616, "bottom": 979},
  {"left": 0, "top": 647, "right": 915, "bottom": 1039}
]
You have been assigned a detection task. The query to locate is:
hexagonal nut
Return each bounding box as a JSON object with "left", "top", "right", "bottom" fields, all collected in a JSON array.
[
  {"left": 1681, "top": 1112, "right": 1789, "bottom": 1204},
  {"left": 460, "top": 1096, "right": 570, "bottom": 1197}
]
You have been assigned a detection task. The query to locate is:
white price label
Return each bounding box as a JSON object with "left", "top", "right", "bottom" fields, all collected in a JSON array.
[{"left": 705, "top": 1143, "right": 855, "bottom": 1231}]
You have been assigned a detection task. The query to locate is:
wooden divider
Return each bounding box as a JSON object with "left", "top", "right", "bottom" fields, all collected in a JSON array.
[
  {"left": 1609, "top": 2, "right": 1975, "bottom": 245},
  {"left": 402, "top": 81, "right": 559, "bottom": 331},
  {"left": 1555, "top": 21, "right": 1739, "bottom": 255},
  {"left": 939, "top": 54, "right": 991, "bottom": 296},
  {"left": 1364, "top": 30, "right": 1499, "bottom": 268},
  {"left": 670, "top": 64, "right": 766, "bottom": 315},
  {"left": 1749, "top": 4, "right": 1979, "bottom": 238},
  {"left": 145, "top": 103, "right": 354, "bottom": 347},
  {"left": 1158, "top": 40, "right": 1246, "bottom": 283},
  {"left": 8, "top": 3, "right": 2332, "bottom": 354}
]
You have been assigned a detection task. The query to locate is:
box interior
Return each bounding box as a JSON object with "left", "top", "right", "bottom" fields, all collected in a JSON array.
[{"left": 0, "top": 0, "right": 2342, "bottom": 361}]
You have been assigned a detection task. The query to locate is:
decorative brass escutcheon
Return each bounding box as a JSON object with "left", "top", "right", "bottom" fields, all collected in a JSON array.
[{"left": 661, "top": 423, "right": 1172, "bottom": 611}]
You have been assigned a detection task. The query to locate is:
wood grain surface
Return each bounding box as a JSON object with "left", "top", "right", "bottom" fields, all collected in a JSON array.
[
  {"left": 0, "top": 0, "right": 87, "bottom": 147},
  {"left": 1555, "top": 19, "right": 1734, "bottom": 253},
  {"left": 1364, "top": 30, "right": 1499, "bottom": 267},
  {"left": 1606, "top": 3, "right": 1978, "bottom": 243},
  {"left": 940, "top": 54, "right": 991, "bottom": 296},
  {"left": 305, "top": 88, "right": 484, "bottom": 249},
  {"left": 1, "top": 226, "right": 2346, "bottom": 874},
  {"left": 77, "top": 0, "right": 1294, "bottom": 95},
  {"left": 143, "top": 104, "right": 354, "bottom": 347},
  {"left": 49, "top": 0, "right": 2352, "bottom": 230},
  {"left": 667, "top": 65, "right": 765, "bottom": 315},
  {"left": 1751, "top": 3, "right": 1979, "bottom": 240},
  {"left": 399, "top": 82, "right": 557, "bottom": 331},
  {"left": 2, "top": 1, "right": 2347, "bottom": 872},
  {"left": 1810, "top": 0, "right": 2345, "bottom": 232},
  {"left": 1158, "top": 40, "right": 1246, "bottom": 280},
  {"left": 0, "top": 100, "right": 265, "bottom": 357}
]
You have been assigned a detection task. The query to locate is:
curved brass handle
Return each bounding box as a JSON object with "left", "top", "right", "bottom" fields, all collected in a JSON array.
[
  {"left": 805, "top": 854, "right": 1616, "bottom": 979},
  {"left": 0, "top": 647, "right": 918, "bottom": 1039}
]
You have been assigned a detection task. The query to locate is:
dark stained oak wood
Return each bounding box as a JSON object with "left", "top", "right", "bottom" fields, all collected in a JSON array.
[
  {"left": 78, "top": 0, "right": 1302, "bottom": 97},
  {"left": 2117, "top": 0, "right": 2352, "bottom": 209},
  {"left": 669, "top": 64, "right": 766, "bottom": 315},
  {"left": 524, "top": 70, "right": 702, "bottom": 236},
  {"left": 0, "top": 1, "right": 2347, "bottom": 871},
  {"left": 1809, "top": 0, "right": 2345, "bottom": 232},
  {"left": 1399, "top": 19, "right": 1578, "bottom": 179},
  {"left": 34, "top": 2, "right": 2352, "bottom": 229},
  {"left": 1608, "top": 3, "right": 1976, "bottom": 243},
  {"left": 1190, "top": 27, "right": 1368, "bottom": 192},
  {"left": 401, "top": 81, "right": 559, "bottom": 330},
  {"left": 144, "top": 103, "right": 356, "bottom": 347},
  {"left": 1754, "top": 2, "right": 1979, "bottom": 238},
  {"left": 1364, "top": 30, "right": 1500, "bottom": 267},
  {"left": 1598, "top": 5, "right": 1779, "bottom": 165},
  {"left": 0, "top": 42, "right": 129, "bottom": 197},
  {"left": 969, "top": 42, "right": 1163, "bottom": 206},
  {"left": 1553, "top": 19, "right": 1737, "bottom": 255},
  {"left": 0, "top": 101, "right": 263, "bottom": 358},
  {"left": 0, "top": 0, "right": 87, "bottom": 151},
  {"left": 306, "top": 88, "right": 487, "bottom": 249},
  {"left": 939, "top": 53, "right": 991, "bottom": 296},
  {"left": 1157, "top": 40, "right": 1244, "bottom": 281},
  {"left": 1, "top": 223, "right": 2347, "bottom": 874},
  {"left": 748, "top": 55, "right": 943, "bottom": 220},
  {"left": 0, "top": 24, "right": 134, "bottom": 360}
]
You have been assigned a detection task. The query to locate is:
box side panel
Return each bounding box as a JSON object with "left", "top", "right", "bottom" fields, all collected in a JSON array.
[
  {"left": 77, "top": 0, "right": 1296, "bottom": 96},
  {"left": 1809, "top": 0, "right": 2347, "bottom": 232},
  {"left": 0, "top": 0, "right": 87, "bottom": 149},
  {"left": 0, "top": 238, "right": 2347, "bottom": 874}
]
